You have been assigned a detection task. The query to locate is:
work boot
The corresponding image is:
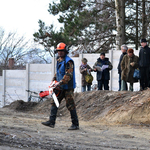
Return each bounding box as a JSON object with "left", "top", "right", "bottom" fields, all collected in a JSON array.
[
  {"left": 41, "top": 105, "right": 58, "bottom": 128},
  {"left": 68, "top": 109, "right": 79, "bottom": 130},
  {"left": 41, "top": 120, "right": 55, "bottom": 128},
  {"left": 68, "top": 124, "right": 79, "bottom": 130}
]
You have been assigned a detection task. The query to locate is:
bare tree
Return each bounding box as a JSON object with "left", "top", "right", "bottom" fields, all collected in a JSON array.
[
  {"left": 0, "top": 30, "right": 30, "bottom": 68},
  {"left": 0, "top": 28, "right": 51, "bottom": 75}
]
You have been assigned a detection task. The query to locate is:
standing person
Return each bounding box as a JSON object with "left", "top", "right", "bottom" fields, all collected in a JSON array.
[
  {"left": 139, "top": 39, "right": 150, "bottom": 90},
  {"left": 121, "top": 48, "right": 139, "bottom": 91},
  {"left": 79, "top": 58, "right": 93, "bottom": 92},
  {"left": 117, "top": 45, "right": 128, "bottom": 91},
  {"left": 42, "top": 42, "right": 79, "bottom": 130},
  {"left": 93, "top": 53, "right": 113, "bottom": 90}
]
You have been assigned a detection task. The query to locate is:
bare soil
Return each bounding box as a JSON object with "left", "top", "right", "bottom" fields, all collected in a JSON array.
[{"left": 1, "top": 90, "right": 150, "bottom": 149}]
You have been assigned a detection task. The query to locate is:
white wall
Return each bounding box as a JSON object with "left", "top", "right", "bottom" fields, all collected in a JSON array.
[
  {"left": 4, "top": 70, "right": 26, "bottom": 105},
  {"left": 0, "top": 50, "right": 140, "bottom": 107},
  {"left": 29, "top": 64, "right": 52, "bottom": 91}
]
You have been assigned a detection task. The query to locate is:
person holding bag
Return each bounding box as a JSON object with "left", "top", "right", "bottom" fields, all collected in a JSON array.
[
  {"left": 121, "top": 48, "right": 139, "bottom": 91},
  {"left": 79, "top": 58, "right": 94, "bottom": 92}
]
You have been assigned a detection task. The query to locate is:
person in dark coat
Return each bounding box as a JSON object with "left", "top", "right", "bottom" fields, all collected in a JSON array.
[
  {"left": 139, "top": 38, "right": 150, "bottom": 90},
  {"left": 79, "top": 58, "right": 93, "bottom": 92},
  {"left": 117, "top": 45, "right": 128, "bottom": 91},
  {"left": 93, "top": 53, "right": 113, "bottom": 90},
  {"left": 121, "top": 48, "right": 139, "bottom": 91}
]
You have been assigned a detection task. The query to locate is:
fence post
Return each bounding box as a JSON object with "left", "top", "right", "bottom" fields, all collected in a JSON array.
[
  {"left": 52, "top": 56, "right": 56, "bottom": 79},
  {"left": 25, "top": 64, "right": 30, "bottom": 102},
  {"left": 2, "top": 70, "right": 6, "bottom": 106},
  {"left": 78, "top": 54, "right": 83, "bottom": 92}
]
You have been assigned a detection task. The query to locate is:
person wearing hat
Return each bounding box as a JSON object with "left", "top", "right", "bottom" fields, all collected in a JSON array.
[
  {"left": 93, "top": 53, "right": 113, "bottom": 90},
  {"left": 121, "top": 48, "right": 139, "bottom": 91},
  {"left": 139, "top": 38, "right": 150, "bottom": 90},
  {"left": 41, "top": 42, "right": 79, "bottom": 130},
  {"left": 79, "top": 58, "right": 94, "bottom": 92}
]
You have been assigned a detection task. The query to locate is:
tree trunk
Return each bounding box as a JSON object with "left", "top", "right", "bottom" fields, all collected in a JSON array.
[
  {"left": 115, "top": 0, "right": 125, "bottom": 50},
  {"left": 142, "top": 0, "right": 146, "bottom": 38},
  {"left": 135, "top": 0, "right": 138, "bottom": 50},
  {"left": 120, "top": 0, "right": 125, "bottom": 45}
]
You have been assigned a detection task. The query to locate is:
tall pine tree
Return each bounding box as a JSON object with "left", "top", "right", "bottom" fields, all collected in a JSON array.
[{"left": 34, "top": 0, "right": 116, "bottom": 55}]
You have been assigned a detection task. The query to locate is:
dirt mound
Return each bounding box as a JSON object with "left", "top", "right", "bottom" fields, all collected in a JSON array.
[
  {"left": 3, "top": 100, "right": 38, "bottom": 112},
  {"left": 3, "top": 89, "right": 150, "bottom": 125}
]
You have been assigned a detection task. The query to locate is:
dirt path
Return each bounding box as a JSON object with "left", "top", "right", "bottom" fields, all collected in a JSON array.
[{"left": 1, "top": 108, "right": 150, "bottom": 150}]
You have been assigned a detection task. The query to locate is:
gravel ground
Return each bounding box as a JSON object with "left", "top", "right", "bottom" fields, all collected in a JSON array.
[{"left": 1, "top": 108, "right": 150, "bottom": 150}]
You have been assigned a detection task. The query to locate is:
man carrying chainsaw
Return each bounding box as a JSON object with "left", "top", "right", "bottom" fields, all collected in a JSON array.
[{"left": 42, "top": 42, "right": 79, "bottom": 130}]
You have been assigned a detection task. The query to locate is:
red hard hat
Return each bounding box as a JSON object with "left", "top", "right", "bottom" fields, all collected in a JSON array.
[{"left": 56, "top": 43, "right": 66, "bottom": 50}]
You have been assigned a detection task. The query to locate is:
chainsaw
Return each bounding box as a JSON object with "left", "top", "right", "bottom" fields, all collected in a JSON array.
[{"left": 39, "top": 80, "right": 62, "bottom": 107}]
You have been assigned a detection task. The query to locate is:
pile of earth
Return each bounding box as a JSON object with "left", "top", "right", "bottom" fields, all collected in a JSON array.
[{"left": 3, "top": 89, "right": 150, "bottom": 126}]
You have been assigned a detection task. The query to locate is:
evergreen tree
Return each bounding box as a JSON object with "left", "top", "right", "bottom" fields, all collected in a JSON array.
[
  {"left": 33, "top": 0, "right": 116, "bottom": 55},
  {"left": 33, "top": 0, "right": 150, "bottom": 55}
]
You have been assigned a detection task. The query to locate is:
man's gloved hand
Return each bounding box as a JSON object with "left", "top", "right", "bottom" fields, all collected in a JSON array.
[
  {"left": 52, "top": 77, "right": 57, "bottom": 81},
  {"left": 54, "top": 81, "right": 60, "bottom": 87}
]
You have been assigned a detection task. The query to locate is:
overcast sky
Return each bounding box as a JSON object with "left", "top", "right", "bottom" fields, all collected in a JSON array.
[{"left": 0, "top": 0, "right": 60, "bottom": 40}]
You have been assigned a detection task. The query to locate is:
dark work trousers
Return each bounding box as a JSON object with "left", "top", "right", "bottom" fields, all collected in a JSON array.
[
  {"left": 51, "top": 89, "right": 76, "bottom": 111},
  {"left": 140, "top": 67, "right": 149, "bottom": 90},
  {"left": 98, "top": 79, "right": 109, "bottom": 90},
  {"left": 50, "top": 89, "right": 79, "bottom": 126}
]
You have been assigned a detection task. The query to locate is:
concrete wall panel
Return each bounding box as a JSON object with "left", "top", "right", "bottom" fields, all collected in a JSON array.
[
  {"left": 30, "top": 64, "right": 52, "bottom": 72},
  {"left": 6, "top": 70, "right": 26, "bottom": 78},
  {"left": 6, "top": 78, "right": 25, "bottom": 87},
  {"left": 29, "top": 73, "right": 52, "bottom": 81}
]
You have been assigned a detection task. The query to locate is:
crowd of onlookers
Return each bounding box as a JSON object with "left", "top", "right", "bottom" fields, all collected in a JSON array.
[{"left": 80, "top": 38, "right": 150, "bottom": 92}]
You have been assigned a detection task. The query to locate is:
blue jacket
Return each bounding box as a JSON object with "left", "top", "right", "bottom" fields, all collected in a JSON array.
[{"left": 56, "top": 56, "right": 76, "bottom": 89}]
